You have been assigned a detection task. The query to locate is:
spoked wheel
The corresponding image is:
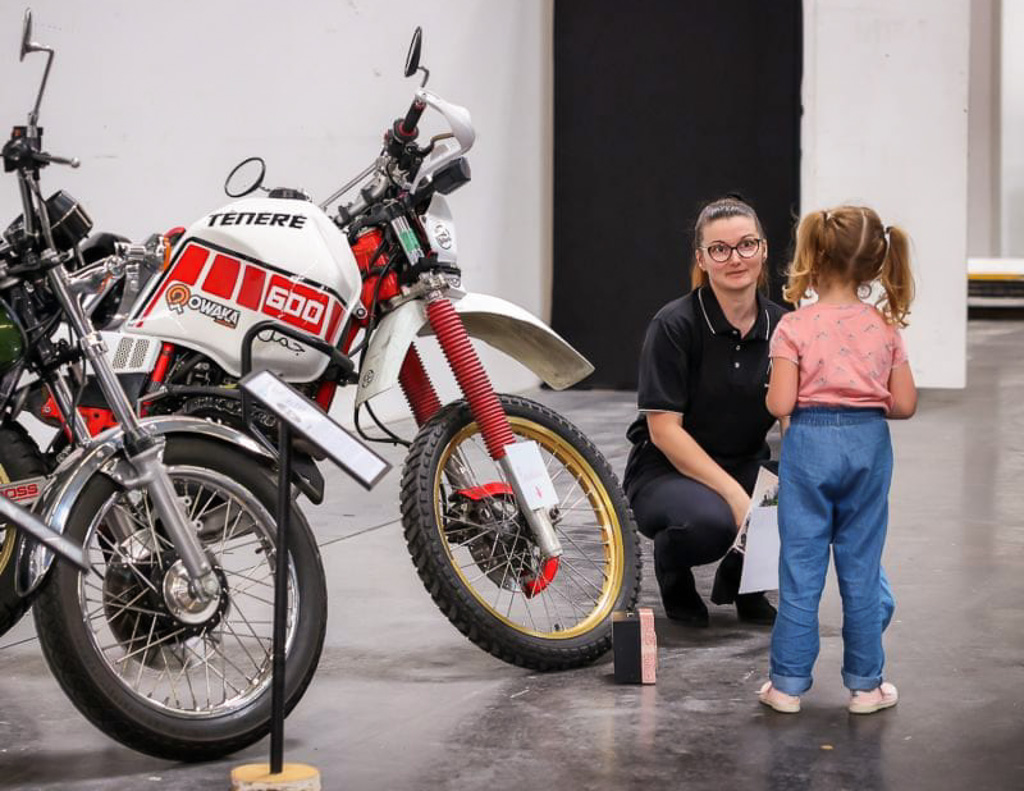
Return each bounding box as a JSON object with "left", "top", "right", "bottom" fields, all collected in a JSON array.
[
  {"left": 33, "top": 437, "right": 327, "bottom": 761},
  {"left": 0, "top": 423, "right": 48, "bottom": 637},
  {"left": 401, "top": 395, "right": 641, "bottom": 671}
]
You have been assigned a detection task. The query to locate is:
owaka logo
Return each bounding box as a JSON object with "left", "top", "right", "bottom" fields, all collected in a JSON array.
[{"left": 165, "top": 283, "right": 241, "bottom": 329}]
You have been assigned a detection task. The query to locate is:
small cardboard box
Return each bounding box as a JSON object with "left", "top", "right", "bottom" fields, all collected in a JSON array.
[{"left": 612, "top": 607, "right": 657, "bottom": 684}]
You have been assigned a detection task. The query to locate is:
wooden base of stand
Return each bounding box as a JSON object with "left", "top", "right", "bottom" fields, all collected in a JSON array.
[{"left": 230, "top": 763, "right": 321, "bottom": 790}]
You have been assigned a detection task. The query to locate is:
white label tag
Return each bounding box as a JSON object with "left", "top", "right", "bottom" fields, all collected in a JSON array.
[{"left": 503, "top": 441, "right": 558, "bottom": 510}]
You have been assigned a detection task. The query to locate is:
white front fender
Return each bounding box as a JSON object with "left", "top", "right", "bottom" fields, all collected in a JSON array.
[{"left": 354, "top": 292, "right": 594, "bottom": 410}]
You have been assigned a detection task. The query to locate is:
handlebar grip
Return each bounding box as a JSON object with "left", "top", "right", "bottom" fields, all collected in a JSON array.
[{"left": 397, "top": 99, "right": 426, "bottom": 141}]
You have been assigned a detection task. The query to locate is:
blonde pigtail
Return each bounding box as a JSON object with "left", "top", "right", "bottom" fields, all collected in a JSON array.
[
  {"left": 878, "top": 225, "right": 914, "bottom": 326},
  {"left": 783, "top": 211, "right": 827, "bottom": 306}
]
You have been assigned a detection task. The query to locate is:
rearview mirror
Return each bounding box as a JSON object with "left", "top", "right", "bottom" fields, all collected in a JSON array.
[
  {"left": 19, "top": 9, "right": 56, "bottom": 128},
  {"left": 404, "top": 27, "right": 422, "bottom": 78},
  {"left": 20, "top": 9, "right": 32, "bottom": 61},
  {"left": 20, "top": 9, "right": 51, "bottom": 62},
  {"left": 225, "top": 156, "right": 267, "bottom": 198}
]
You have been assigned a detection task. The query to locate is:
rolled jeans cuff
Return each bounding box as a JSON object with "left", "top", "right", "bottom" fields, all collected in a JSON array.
[
  {"left": 843, "top": 670, "right": 883, "bottom": 692},
  {"left": 769, "top": 672, "right": 812, "bottom": 696}
]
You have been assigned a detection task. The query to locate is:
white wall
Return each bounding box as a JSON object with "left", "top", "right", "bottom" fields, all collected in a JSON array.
[
  {"left": 802, "top": 0, "right": 970, "bottom": 388},
  {"left": 0, "top": 1, "right": 552, "bottom": 424}
]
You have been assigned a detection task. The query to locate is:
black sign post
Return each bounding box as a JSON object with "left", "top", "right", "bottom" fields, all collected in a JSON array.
[
  {"left": 239, "top": 369, "right": 390, "bottom": 777},
  {"left": 0, "top": 494, "right": 88, "bottom": 571}
]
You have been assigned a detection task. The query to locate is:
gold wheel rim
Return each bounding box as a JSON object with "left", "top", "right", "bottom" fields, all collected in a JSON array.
[
  {"left": 0, "top": 465, "right": 14, "bottom": 581},
  {"left": 433, "top": 416, "right": 624, "bottom": 640}
]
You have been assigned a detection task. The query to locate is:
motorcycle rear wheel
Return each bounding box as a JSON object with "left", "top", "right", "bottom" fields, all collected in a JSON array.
[
  {"left": 0, "top": 423, "right": 48, "bottom": 637},
  {"left": 401, "top": 394, "right": 641, "bottom": 671},
  {"left": 32, "top": 437, "right": 327, "bottom": 761}
]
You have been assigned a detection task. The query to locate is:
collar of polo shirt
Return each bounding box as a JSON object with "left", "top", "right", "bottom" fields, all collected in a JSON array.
[{"left": 696, "top": 285, "right": 772, "bottom": 341}]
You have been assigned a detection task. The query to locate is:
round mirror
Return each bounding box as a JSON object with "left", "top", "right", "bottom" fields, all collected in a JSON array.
[
  {"left": 404, "top": 27, "right": 422, "bottom": 78},
  {"left": 224, "top": 156, "right": 267, "bottom": 198},
  {"left": 20, "top": 10, "right": 33, "bottom": 62}
]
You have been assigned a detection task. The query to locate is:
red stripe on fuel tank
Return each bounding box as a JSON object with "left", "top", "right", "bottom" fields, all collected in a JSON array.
[
  {"left": 324, "top": 301, "right": 343, "bottom": 343},
  {"left": 236, "top": 265, "right": 267, "bottom": 310},
  {"left": 140, "top": 243, "right": 210, "bottom": 319},
  {"left": 202, "top": 254, "right": 241, "bottom": 299}
]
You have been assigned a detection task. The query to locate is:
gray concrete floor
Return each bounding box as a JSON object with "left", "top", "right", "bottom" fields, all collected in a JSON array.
[{"left": 2, "top": 320, "right": 1023, "bottom": 790}]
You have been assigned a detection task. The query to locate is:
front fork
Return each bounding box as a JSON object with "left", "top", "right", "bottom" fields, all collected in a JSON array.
[
  {"left": 47, "top": 264, "right": 220, "bottom": 601},
  {"left": 400, "top": 291, "right": 563, "bottom": 564}
]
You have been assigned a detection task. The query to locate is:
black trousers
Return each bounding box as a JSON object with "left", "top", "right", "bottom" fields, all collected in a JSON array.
[{"left": 629, "top": 459, "right": 769, "bottom": 609}]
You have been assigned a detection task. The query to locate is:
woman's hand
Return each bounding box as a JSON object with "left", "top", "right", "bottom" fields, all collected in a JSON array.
[{"left": 724, "top": 480, "right": 752, "bottom": 531}]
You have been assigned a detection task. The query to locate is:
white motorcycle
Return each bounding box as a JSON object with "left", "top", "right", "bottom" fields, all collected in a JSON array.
[{"left": 4, "top": 26, "right": 641, "bottom": 673}]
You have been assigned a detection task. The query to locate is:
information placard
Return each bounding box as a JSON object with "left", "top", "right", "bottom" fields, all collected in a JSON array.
[{"left": 240, "top": 370, "right": 390, "bottom": 490}]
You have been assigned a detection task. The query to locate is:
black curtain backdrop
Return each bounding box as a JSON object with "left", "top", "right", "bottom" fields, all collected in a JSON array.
[{"left": 552, "top": 0, "right": 802, "bottom": 389}]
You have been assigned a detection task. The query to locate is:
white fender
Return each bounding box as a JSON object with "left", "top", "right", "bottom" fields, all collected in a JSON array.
[{"left": 354, "top": 291, "right": 594, "bottom": 409}]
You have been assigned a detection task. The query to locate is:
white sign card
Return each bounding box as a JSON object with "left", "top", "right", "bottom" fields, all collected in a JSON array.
[
  {"left": 240, "top": 370, "right": 390, "bottom": 490},
  {"left": 738, "top": 507, "right": 780, "bottom": 594},
  {"left": 735, "top": 466, "right": 780, "bottom": 594},
  {"left": 502, "top": 441, "right": 559, "bottom": 510}
]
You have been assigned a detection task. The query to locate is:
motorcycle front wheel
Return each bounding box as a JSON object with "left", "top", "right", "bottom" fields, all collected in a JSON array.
[
  {"left": 401, "top": 394, "right": 641, "bottom": 671},
  {"left": 32, "top": 437, "right": 327, "bottom": 761}
]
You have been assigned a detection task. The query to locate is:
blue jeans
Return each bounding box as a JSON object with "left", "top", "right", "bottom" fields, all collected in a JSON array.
[{"left": 770, "top": 407, "right": 896, "bottom": 695}]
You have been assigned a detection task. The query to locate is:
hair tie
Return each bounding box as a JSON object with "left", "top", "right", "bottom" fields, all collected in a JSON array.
[
  {"left": 822, "top": 210, "right": 831, "bottom": 223},
  {"left": 882, "top": 225, "right": 892, "bottom": 257}
]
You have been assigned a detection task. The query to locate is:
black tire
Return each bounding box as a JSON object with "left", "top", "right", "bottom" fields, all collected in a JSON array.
[
  {"left": 0, "top": 422, "right": 48, "bottom": 637},
  {"left": 401, "top": 394, "right": 641, "bottom": 671},
  {"left": 32, "top": 437, "right": 327, "bottom": 762}
]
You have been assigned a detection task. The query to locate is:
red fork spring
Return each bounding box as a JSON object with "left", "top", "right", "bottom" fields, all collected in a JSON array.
[
  {"left": 398, "top": 344, "right": 442, "bottom": 427},
  {"left": 426, "top": 298, "right": 515, "bottom": 461}
]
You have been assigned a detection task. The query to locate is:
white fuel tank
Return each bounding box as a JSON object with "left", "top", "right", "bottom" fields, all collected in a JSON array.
[{"left": 125, "top": 197, "right": 362, "bottom": 382}]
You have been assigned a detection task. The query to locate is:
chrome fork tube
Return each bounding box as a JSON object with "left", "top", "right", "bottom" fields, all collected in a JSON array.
[{"left": 47, "top": 265, "right": 219, "bottom": 600}]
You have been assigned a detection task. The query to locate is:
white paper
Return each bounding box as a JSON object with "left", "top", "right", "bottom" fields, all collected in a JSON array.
[
  {"left": 502, "top": 441, "right": 559, "bottom": 510},
  {"left": 738, "top": 506, "right": 780, "bottom": 594}
]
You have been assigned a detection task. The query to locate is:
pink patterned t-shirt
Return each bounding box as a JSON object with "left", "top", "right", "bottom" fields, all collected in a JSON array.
[{"left": 769, "top": 303, "right": 909, "bottom": 412}]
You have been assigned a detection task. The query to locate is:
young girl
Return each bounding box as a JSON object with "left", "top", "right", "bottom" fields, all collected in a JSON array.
[{"left": 757, "top": 206, "right": 917, "bottom": 714}]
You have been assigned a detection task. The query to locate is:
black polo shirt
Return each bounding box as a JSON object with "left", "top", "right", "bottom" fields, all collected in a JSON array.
[{"left": 623, "top": 286, "right": 787, "bottom": 498}]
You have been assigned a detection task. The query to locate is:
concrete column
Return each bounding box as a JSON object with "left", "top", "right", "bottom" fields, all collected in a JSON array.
[{"left": 802, "top": 0, "right": 971, "bottom": 388}]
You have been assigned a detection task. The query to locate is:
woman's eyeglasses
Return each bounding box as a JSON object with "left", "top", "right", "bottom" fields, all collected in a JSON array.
[{"left": 701, "top": 237, "right": 763, "bottom": 263}]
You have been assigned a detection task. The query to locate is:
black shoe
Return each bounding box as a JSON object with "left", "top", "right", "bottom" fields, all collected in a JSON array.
[
  {"left": 653, "top": 530, "right": 709, "bottom": 627},
  {"left": 665, "top": 595, "right": 709, "bottom": 628},
  {"left": 736, "top": 593, "right": 777, "bottom": 625}
]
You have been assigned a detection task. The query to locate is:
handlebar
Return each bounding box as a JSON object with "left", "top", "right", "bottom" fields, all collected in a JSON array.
[
  {"left": 34, "top": 151, "right": 79, "bottom": 169},
  {"left": 335, "top": 171, "right": 390, "bottom": 228},
  {"left": 2, "top": 131, "right": 79, "bottom": 173}
]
